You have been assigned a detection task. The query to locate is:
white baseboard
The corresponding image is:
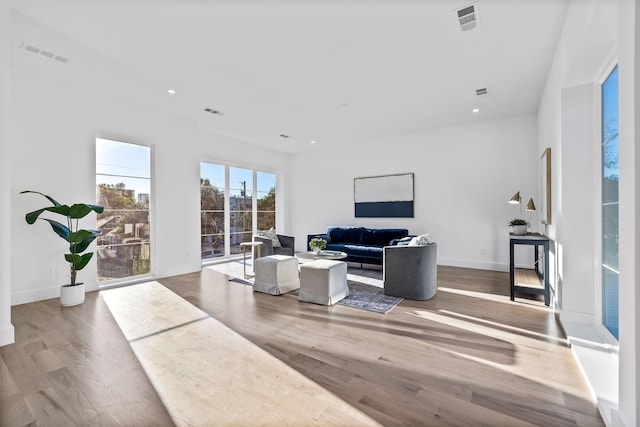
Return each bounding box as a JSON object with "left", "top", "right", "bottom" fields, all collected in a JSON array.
[
  {"left": 438, "top": 257, "right": 509, "bottom": 272},
  {"left": 0, "top": 324, "right": 15, "bottom": 346},
  {"left": 559, "top": 310, "right": 595, "bottom": 325},
  {"left": 12, "top": 286, "right": 59, "bottom": 305}
]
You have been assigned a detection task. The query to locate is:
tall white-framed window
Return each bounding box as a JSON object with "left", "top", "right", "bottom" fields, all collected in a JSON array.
[
  {"left": 96, "top": 138, "right": 153, "bottom": 282},
  {"left": 200, "top": 162, "right": 277, "bottom": 260},
  {"left": 600, "top": 65, "right": 619, "bottom": 339}
]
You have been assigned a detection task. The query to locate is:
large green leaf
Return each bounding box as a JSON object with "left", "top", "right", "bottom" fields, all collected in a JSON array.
[
  {"left": 69, "top": 203, "right": 104, "bottom": 218},
  {"left": 68, "top": 229, "right": 100, "bottom": 253},
  {"left": 19, "top": 191, "right": 61, "bottom": 207},
  {"left": 64, "top": 252, "right": 94, "bottom": 271},
  {"left": 25, "top": 205, "right": 71, "bottom": 223},
  {"left": 41, "top": 219, "right": 70, "bottom": 241}
]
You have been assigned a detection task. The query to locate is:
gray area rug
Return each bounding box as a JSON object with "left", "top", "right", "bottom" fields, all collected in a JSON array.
[
  {"left": 229, "top": 266, "right": 402, "bottom": 314},
  {"left": 338, "top": 281, "right": 402, "bottom": 314}
]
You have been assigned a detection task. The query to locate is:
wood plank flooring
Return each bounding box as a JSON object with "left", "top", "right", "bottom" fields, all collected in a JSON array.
[
  {"left": 101, "top": 281, "right": 380, "bottom": 426},
  {"left": 161, "top": 265, "right": 604, "bottom": 427},
  {"left": 0, "top": 291, "right": 173, "bottom": 427},
  {"left": 0, "top": 264, "right": 604, "bottom": 426}
]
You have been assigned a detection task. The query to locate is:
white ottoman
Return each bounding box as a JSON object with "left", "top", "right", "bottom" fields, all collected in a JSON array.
[
  {"left": 299, "top": 260, "right": 349, "bottom": 305},
  {"left": 253, "top": 255, "right": 300, "bottom": 295}
]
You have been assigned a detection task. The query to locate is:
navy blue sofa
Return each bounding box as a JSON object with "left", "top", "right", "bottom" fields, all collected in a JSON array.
[{"left": 307, "top": 226, "right": 411, "bottom": 265}]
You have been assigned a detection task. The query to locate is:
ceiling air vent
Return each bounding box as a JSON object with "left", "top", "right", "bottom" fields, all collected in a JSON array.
[
  {"left": 204, "top": 108, "right": 224, "bottom": 116},
  {"left": 456, "top": 3, "right": 479, "bottom": 31},
  {"left": 20, "top": 42, "right": 70, "bottom": 64},
  {"left": 476, "top": 87, "right": 488, "bottom": 96}
]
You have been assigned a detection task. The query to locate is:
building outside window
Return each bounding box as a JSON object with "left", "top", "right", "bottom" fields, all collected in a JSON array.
[
  {"left": 601, "top": 65, "right": 619, "bottom": 339},
  {"left": 96, "top": 138, "right": 152, "bottom": 281}
]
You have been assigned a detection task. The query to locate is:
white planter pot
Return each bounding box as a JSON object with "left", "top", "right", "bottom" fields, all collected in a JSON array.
[
  {"left": 60, "top": 283, "right": 85, "bottom": 307},
  {"left": 511, "top": 225, "right": 528, "bottom": 235},
  {"left": 312, "top": 246, "right": 322, "bottom": 254}
]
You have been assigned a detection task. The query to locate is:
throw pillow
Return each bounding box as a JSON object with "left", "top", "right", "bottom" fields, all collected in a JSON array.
[
  {"left": 408, "top": 233, "right": 430, "bottom": 246},
  {"left": 257, "top": 228, "right": 282, "bottom": 247}
]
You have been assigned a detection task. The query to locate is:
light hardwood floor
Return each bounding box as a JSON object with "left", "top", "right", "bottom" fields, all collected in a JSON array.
[
  {"left": 0, "top": 291, "right": 173, "bottom": 426},
  {"left": 1, "top": 265, "right": 604, "bottom": 426},
  {"left": 162, "top": 265, "right": 604, "bottom": 427}
]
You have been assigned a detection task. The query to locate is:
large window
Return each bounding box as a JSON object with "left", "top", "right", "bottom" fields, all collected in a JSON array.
[
  {"left": 96, "top": 138, "right": 152, "bottom": 281},
  {"left": 601, "top": 65, "right": 619, "bottom": 339},
  {"left": 200, "top": 162, "right": 277, "bottom": 260}
]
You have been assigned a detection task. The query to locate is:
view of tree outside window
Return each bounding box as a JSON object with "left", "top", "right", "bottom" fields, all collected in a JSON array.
[
  {"left": 96, "top": 138, "right": 151, "bottom": 281},
  {"left": 257, "top": 171, "right": 276, "bottom": 231},
  {"left": 201, "top": 163, "right": 225, "bottom": 259},
  {"left": 601, "top": 65, "right": 619, "bottom": 339},
  {"left": 200, "top": 163, "right": 277, "bottom": 260}
]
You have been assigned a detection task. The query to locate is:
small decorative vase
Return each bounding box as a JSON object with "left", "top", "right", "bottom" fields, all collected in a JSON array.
[
  {"left": 312, "top": 246, "right": 322, "bottom": 254},
  {"left": 60, "top": 283, "right": 86, "bottom": 307},
  {"left": 511, "top": 225, "right": 528, "bottom": 235}
]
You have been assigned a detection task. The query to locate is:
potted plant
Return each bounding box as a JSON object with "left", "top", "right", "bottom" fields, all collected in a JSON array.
[
  {"left": 309, "top": 237, "right": 327, "bottom": 254},
  {"left": 509, "top": 218, "right": 529, "bottom": 235},
  {"left": 21, "top": 191, "right": 104, "bottom": 306}
]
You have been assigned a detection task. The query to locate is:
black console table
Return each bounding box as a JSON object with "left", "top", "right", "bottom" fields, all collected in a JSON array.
[{"left": 509, "top": 233, "right": 550, "bottom": 306}]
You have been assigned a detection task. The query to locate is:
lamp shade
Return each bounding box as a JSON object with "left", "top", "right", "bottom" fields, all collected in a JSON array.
[
  {"left": 526, "top": 198, "right": 536, "bottom": 211},
  {"left": 508, "top": 191, "right": 521, "bottom": 204}
]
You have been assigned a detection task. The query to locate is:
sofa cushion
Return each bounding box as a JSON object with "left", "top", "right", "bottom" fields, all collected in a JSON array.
[
  {"left": 362, "top": 228, "right": 409, "bottom": 246},
  {"left": 327, "top": 243, "right": 383, "bottom": 259},
  {"left": 327, "top": 226, "right": 365, "bottom": 244}
]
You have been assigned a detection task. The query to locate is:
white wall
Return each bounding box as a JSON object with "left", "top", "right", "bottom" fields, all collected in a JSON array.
[
  {"left": 290, "top": 113, "right": 539, "bottom": 271},
  {"left": 558, "top": 83, "right": 599, "bottom": 321},
  {"left": 0, "top": 1, "right": 14, "bottom": 346},
  {"left": 538, "top": 0, "right": 638, "bottom": 424},
  {"left": 9, "top": 12, "right": 291, "bottom": 305}
]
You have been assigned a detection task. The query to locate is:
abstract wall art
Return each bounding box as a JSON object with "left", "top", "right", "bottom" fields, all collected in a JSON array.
[{"left": 354, "top": 173, "right": 414, "bottom": 218}]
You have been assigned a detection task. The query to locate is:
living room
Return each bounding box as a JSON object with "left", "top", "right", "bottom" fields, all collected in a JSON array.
[{"left": 0, "top": 1, "right": 638, "bottom": 426}]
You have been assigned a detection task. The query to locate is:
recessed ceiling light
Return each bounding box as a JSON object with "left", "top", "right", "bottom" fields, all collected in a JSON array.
[
  {"left": 310, "top": 140, "right": 316, "bottom": 144},
  {"left": 472, "top": 108, "right": 480, "bottom": 113},
  {"left": 167, "top": 89, "right": 176, "bottom": 95}
]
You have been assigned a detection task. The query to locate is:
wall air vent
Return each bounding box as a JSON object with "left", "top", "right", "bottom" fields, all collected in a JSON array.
[
  {"left": 20, "top": 42, "right": 70, "bottom": 64},
  {"left": 476, "top": 87, "right": 488, "bottom": 96},
  {"left": 456, "top": 3, "right": 479, "bottom": 31}
]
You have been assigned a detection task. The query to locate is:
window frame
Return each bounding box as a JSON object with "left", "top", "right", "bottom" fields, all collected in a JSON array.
[
  {"left": 594, "top": 59, "right": 620, "bottom": 345},
  {"left": 96, "top": 137, "right": 155, "bottom": 288},
  {"left": 200, "top": 161, "right": 280, "bottom": 263}
]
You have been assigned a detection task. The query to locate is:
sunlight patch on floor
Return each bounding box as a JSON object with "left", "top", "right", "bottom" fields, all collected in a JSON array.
[
  {"left": 101, "top": 281, "right": 380, "bottom": 427},
  {"left": 438, "top": 286, "right": 548, "bottom": 310}
]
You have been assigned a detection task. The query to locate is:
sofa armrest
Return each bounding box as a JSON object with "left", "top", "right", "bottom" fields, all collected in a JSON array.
[
  {"left": 253, "top": 235, "right": 273, "bottom": 257},
  {"left": 277, "top": 234, "right": 295, "bottom": 250},
  {"left": 273, "top": 234, "right": 295, "bottom": 256},
  {"left": 307, "top": 233, "right": 329, "bottom": 251}
]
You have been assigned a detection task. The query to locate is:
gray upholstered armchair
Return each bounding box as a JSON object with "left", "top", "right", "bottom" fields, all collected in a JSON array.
[
  {"left": 383, "top": 243, "right": 437, "bottom": 300},
  {"left": 253, "top": 234, "right": 295, "bottom": 257}
]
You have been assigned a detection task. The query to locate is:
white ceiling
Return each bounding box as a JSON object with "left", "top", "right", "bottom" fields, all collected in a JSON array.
[{"left": 9, "top": 0, "right": 569, "bottom": 153}]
